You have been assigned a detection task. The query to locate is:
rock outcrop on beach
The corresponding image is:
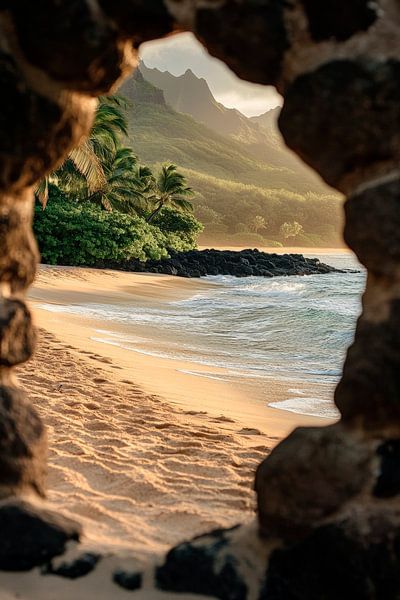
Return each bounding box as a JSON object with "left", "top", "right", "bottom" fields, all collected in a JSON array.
[
  {"left": 1, "top": 0, "right": 400, "bottom": 599},
  {"left": 100, "top": 249, "right": 341, "bottom": 278}
]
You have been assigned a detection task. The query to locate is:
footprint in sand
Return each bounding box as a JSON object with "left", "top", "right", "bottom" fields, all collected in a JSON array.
[
  {"left": 212, "top": 415, "right": 236, "bottom": 423},
  {"left": 238, "top": 427, "right": 263, "bottom": 436},
  {"left": 85, "top": 402, "right": 100, "bottom": 411}
]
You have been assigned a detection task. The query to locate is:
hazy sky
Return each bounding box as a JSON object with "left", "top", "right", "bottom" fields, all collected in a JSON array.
[{"left": 140, "top": 33, "right": 283, "bottom": 117}]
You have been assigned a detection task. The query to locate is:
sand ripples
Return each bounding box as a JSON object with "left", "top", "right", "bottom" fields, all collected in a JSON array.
[{"left": 18, "top": 329, "right": 271, "bottom": 555}]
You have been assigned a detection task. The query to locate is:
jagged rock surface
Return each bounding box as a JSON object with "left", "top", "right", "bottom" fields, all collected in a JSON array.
[{"left": 97, "top": 249, "right": 342, "bottom": 279}]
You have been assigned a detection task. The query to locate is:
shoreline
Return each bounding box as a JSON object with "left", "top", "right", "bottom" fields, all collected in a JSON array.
[
  {"left": 7, "top": 261, "right": 342, "bottom": 577},
  {"left": 199, "top": 245, "right": 351, "bottom": 254},
  {"left": 30, "top": 265, "right": 330, "bottom": 439}
]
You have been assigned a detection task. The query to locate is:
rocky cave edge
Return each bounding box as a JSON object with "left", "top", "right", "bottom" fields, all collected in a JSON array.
[{"left": 0, "top": 0, "right": 399, "bottom": 598}]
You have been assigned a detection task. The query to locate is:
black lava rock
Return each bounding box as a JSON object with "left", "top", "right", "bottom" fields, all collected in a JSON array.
[
  {"left": 96, "top": 249, "right": 341, "bottom": 279},
  {"left": 195, "top": 0, "right": 289, "bottom": 85},
  {"left": 0, "top": 499, "right": 81, "bottom": 571},
  {"left": 114, "top": 570, "right": 143, "bottom": 591},
  {"left": 263, "top": 520, "right": 400, "bottom": 599},
  {"left": 156, "top": 526, "right": 247, "bottom": 600},
  {"left": 279, "top": 60, "right": 400, "bottom": 189},
  {"left": 374, "top": 440, "right": 400, "bottom": 498},
  {"left": 335, "top": 299, "right": 400, "bottom": 430},
  {"left": 301, "top": 0, "right": 377, "bottom": 42},
  {"left": 43, "top": 552, "right": 101, "bottom": 579},
  {"left": 345, "top": 178, "right": 400, "bottom": 273}
]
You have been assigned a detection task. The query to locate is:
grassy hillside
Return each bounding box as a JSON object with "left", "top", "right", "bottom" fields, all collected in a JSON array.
[
  {"left": 141, "top": 63, "right": 265, "bottom": 141},
  {"left": 120, "top": 71, "right": 344, "bottom": 247},
  {"left": 183, "top": 170, "right": 344, "bottom": 247},
  {"left": 139, "top": 64, "right": 331, "bottom": 188}
]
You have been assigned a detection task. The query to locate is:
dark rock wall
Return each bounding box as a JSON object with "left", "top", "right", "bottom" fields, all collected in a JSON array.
[{"left": 0, "top": 0, "right": 398, "bottom": 597}]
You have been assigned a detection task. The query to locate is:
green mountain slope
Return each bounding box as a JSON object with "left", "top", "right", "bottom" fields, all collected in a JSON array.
[
  {"left": 140, "top": 63, "right": 264, "bottom": 140},
  {"left": 121, "top": 70, "right": 325, "bottom": 193},
  {"left": 120, "top": 70, "right": 344, "bottom": 247},
  {"left": 139, "top": 63, "right": 330, "bottom": 186}
]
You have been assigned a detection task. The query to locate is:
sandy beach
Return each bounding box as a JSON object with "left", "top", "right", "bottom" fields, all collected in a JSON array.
[
  {"left": 0, "top": 265, "right": 333, "bottom": 598},
  {"left": 30, "top": 266, "right": 326, "bottom": 439},
  {"left": 23, "top": 266, "right": 328, "bottom": 551}
]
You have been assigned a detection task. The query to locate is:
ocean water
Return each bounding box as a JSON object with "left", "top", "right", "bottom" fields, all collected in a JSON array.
[{"left": 39, "top": 253, "right": 365, "bottom": 420}]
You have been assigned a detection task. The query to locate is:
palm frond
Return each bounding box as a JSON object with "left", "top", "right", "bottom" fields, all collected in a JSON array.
[
  {"left": 171, "top": 197, "right": 194, "bottom": 212},
  {"left": 68, "top": 142, "right": 107, "bottom": 193},
  {"left": 35, "top": 177, "right": 49, "bottom": 209}
]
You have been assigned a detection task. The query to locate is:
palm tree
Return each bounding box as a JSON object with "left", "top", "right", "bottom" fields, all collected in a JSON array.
[
  {"left": 36, "top": 96, "right": 129, "bottom": 209},
  {"left": 280, "top": 221, "right": 304, "bottom": 239},
  {"left": 89, "top": 96, "right": 129, "bottom": 165},
  {"left": 249, "top": 215, "right": 268, "bottom": 233},
  {"left": 146, "top": 164, "right": 194, "bottom": 223},
  {"left": 89, "top": 147, "right": 154, "bottom": 214}
]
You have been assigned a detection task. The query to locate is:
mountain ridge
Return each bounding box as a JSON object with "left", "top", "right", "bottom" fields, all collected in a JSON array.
[
  {"left": 119, "top": 67, "right": 343, "bottom": 247},
  {"left": 138, "top": 62, "right": 326, "bottom": 184}
]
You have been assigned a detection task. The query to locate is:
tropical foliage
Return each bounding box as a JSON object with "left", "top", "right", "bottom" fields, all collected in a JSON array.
[
  {"left": 34, "top": 187, "right": 202, "bottom": 266},
  {"left": 249, "top": 215, "right": 268, "bottom": 233},
  {"left": 146, "top": 164, "right": 194, "bottom": 223},
  {"left": 280, "top": 221, "right": 304, "bottom": 240},
  {"left": 34, "top": 96, "right": 201, "bottom": 265},
  {"left": 187, "top": 170, "right": 344, "bottom": 248}
]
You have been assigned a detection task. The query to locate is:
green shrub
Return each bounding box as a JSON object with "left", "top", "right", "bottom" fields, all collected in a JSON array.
[
  {"left": 150, "top": 207, "right": 203, "bottom": 253},
  {"left": 33, "top": 188, "right": 199, "bottom": 266},
  {"left": 153, "top": 207, "right": 203, "bottom": 235}
]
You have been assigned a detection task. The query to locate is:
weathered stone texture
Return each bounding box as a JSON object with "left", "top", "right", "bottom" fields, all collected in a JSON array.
[
  {"left": 374, "top": 440, "right": 400, "bottom": 498},
  {"left": 7, "top": 1, "right": 135, "bottom": 93},
  {"left": 0, "top": 386, "right": 47, "bottom": 498},
  {"left": 0, "top": 194, "right": 38, "bottom": 293},
  {"left": 0, "top": 498, "right": 81, "bottom": 571},
  {"left": 262, "top": 512, "right": 400, "bottom": 600},
  {"left": 0, "top": 0, "right": 398, "bottom": 594},
  {"left": 279, "top": 60, "right": 400, "bottom": 191},
  {"left": 0, "top": 50, "right": 96, "bottom": 191},
  {"left": 155, "top": 526, "right": 248, "bottom": 599},
  {"left": 99, "top": 0, "right": 175, "bottom": 44},
  {"left": 194, "top": 0, "right": 289, "bottom": 85},
  {"left": 114, "top": 570, "right": 143, "bottom": 591},
  {"left": 335, "top": 301, "right": 400, "bottom": 432},
  {"left": 345, "top": 178, "right": 400, "bottom": 274},
  {"left": 255, "top": 425, "right": 375, "bottom": 539},
  {"left": 0, "top": 298, "right": 35, "bottom": 366},
  {"left": 43, "top": 552, "right": 102, "bottom": 579},
  {"left": 300, "top": 0, "right": 378, "bottom": 41}
]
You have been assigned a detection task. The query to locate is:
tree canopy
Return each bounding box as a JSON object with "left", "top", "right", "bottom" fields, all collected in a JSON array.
[{"left": 34, "top": 96, "right": 202, "bottom": 265}]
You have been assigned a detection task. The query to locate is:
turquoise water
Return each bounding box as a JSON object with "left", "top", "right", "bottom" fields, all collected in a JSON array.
[{"left": 39, "top": 253, "right": 365, "bottom": 419}]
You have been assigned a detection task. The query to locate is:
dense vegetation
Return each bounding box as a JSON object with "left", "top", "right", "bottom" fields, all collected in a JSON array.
[
  {"left": 185, "top": 170, "right": 343, "bottom": 247},
  {"left": 122, "top": 69, "right": 345, "bottom": 248},
  {"left": 34, "top": 96, "right": 203, "bottom": 265},
  {"left": 34, "top": 187, "right": 202, "bottom": 265},
  {"left": 34, "top": 71, "right": 346, "bottom": 262}
]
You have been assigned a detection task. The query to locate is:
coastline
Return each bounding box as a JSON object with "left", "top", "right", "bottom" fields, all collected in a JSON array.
[
  {"left": 3, "top": 260, "right": 340, "bottom": 596},
  {"left": 198, "top": 245, "right": 351, "bottom": 255},
  {"left": 30, "top": 265, "right": 328, "bottom": 439}
]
